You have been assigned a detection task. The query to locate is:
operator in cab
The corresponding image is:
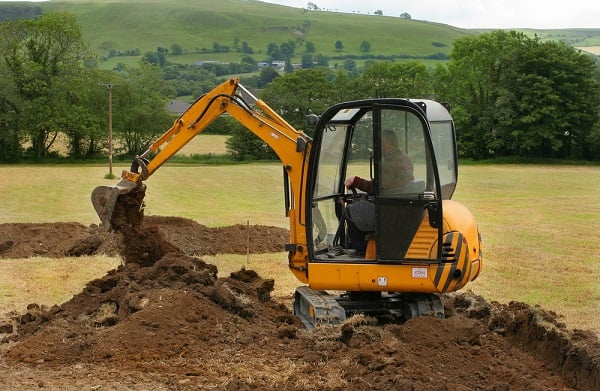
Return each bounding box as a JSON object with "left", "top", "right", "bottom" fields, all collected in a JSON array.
[{"left": 345, "top": 129, "right": 414, "bottom": 195}]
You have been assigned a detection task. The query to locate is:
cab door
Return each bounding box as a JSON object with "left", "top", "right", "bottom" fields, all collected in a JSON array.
[{"left": 372, "top": 104, "right": 443, "bottom": 262}]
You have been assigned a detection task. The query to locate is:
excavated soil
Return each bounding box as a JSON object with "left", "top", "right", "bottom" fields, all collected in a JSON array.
[{"left": 0, "top": 217, "right": 599, "bottom": 390}]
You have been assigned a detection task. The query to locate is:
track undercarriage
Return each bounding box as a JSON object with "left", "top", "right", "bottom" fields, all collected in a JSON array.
[{"left": 293, "top": 286, "right": 444, "bottom": 329}]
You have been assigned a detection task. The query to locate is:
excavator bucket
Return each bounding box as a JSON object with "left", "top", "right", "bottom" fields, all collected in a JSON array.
[{"left": 91, "top": 179, "right": 146, "bottom": 231}]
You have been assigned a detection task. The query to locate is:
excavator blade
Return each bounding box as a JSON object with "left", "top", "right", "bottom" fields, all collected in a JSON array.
[{"left": 91, "top": 179, "right": 146, "bottom": 231}]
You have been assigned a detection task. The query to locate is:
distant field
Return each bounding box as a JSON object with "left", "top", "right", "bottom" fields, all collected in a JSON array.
[
  {"left": 0, "top": 164, "right": 599, "bottom": 334},
  {"left": 577, "top": 46, "right": 600, "bottom": 54},
  {"left": 48, "top": 134, "right": 229, "bottom": 157},
  {"left": 176, "top": 134, "right": 229, "bottom": 155}
]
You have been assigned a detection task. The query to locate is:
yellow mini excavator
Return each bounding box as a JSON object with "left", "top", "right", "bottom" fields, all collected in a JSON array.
[{"left": 92, "top": 78, "right": 482, "bottom": 328}]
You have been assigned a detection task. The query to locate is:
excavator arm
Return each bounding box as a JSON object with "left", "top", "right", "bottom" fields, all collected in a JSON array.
[{"left": 91, "top": 78, "right": 312, "bottom": 280}]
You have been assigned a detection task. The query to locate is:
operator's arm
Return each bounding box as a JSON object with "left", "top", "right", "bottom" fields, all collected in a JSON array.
[{"left": 345, "top": 176, "right": 373, "bottom": 193}]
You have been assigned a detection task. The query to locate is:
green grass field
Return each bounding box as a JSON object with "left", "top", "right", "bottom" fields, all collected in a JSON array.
[{"left": 0, "top": 164, "right": 599, "bottom": 334}]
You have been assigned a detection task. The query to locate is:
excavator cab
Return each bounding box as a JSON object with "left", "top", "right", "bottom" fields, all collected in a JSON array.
[
  {"left": 293, "top": 98, "right": 479, "bottom": 327},
  {"left": 307, "top": 98, "right": 456, "bottom": 263}
]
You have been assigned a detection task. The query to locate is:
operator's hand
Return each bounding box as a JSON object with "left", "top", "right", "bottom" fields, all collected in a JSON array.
[
  {"left": 344, "top": 176, "right": 373, "bottom": 193},
  {"left": 345, "top": 176, "right": 359, "bottom": 188}
]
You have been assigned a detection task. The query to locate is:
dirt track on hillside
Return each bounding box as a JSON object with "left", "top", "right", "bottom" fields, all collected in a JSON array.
[{"left": 0, "top": 217, "right": 599, "bottom": 390}]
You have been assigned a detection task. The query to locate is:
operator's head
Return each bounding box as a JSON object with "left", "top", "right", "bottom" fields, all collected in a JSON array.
[{"left": 382, "top": 130, "right": 399, "bottom": 153}]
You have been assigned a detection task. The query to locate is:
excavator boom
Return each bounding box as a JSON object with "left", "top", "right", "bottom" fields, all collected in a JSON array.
[{"left": 91, "top": 78, "right": 310, "bottom": 236}]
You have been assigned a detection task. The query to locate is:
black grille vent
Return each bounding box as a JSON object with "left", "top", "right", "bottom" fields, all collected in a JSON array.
[{"left": 442, "top": 236, "right": 457, "bottom": 263}]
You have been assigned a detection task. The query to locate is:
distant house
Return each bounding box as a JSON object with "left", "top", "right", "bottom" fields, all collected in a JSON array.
[
  {"left": 167, "top": 99, "right": 190, "bottom": 115},
  {"left": 194, "top": 60, "right": 220, "bottom": 66},
  {"left": 194, "top": 60, "right": 230, "bottom": 67},
  {"left": 271, "top": 61, "right": 285, "bottom": 70},
  {"left": 258, "top": 61, "right": 285, "bottom": 71}
]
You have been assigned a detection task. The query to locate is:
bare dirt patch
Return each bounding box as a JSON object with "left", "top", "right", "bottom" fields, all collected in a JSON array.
[{"left": 0, "top": 217, "right": 598, "bottom": 390}]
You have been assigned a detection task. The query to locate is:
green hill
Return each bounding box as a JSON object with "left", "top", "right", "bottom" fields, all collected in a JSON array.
[
  {"left": 34, "top": 0, "right": 471, "bottom": 66},
  {"left": 5, "top": 0, "right": 600, "bottom": 68}
]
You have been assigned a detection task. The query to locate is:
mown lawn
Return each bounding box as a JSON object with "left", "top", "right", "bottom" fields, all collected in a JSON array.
[{"left": 0, "top": 163, "right": 598, "bottom": 333}]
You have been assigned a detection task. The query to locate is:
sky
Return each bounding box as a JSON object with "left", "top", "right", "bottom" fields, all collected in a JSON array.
[{"left": 261, "top": 0, "right": 600, "bottom": 29}]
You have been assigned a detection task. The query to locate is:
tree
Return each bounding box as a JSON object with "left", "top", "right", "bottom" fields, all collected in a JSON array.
[
  {"left": 202, "top": 115, "right": 237, "bottom": 135},
  {"left": 509, "top": 39, "right": 600, "bottom": 158},
  {"left": 0, "top": 12, "right": 92, "bottom": 159},
  {"left": 260, "top": 68, "right": 336, "bottom": 131},
  {"left": 305, "top": 41, "right": 316, "bottom": 53},
  {"left": 170, "top": 43, "right": 183, "bottom": 55},
  {"left": 435, "top": 30, "right": 600, "bottom": 159},
  {"left": 400, "top": 12, "right": 411, "bottom": 19},
  {"left": 301, "top": 53, "right": 314, "bottom": 69},
  {"left": 267, "top": 42, "right": 280, "bottom": 58},
  {"left": 240, "top": 56, "right": 257, "bottom": 73},
  {"left": 142, "top": 51, "right": 159, "bottom": 65},
  {"left": 374, "top": 10, "right": 383, "bottom": 16},
  {"left": 315, "top": 54, "right": 329, "bottom": 67},
  {"left": 111, "top": 62, "right": 173, "bottom": 157},
  {"left": 259, "top": 67, "right": 280, "bottom": 87},
  {"left": 435, "top": 31, "right": 534, "bottom": 158},
  {"left": 241, "top": 41, "right": 253, "bottom": 54},
  {"left": 225, "top": 121, "right": 277, "bottom": 160},
  {"left": 284, "top": 60, "right": 294, "bottom": 74},
  {"left": 280, "top": 41, "right": 296, "bottom": 59},
  {"left": 335, "top": 40, "right": 344, "bottom": 51},
  {"left": 343, "top": 59, "right": 357, "bottom": 72},
  {"left": 227, "top": 68, "right": 337, "bottom": 160},
  {"left": 330, "top": 69, "right": 356, "bottom": 102},
  {"left": 61, "top": 69, "right": 108, "bottom": 159},
  {"left": 0, "top": 26, "right": 22, "bottom": 161},
  {"left": 357, "top": 61, "right": 432, "bottom": 99},
  {"left": 360, "top": 40, "right": 371, "bottom": 52},
  {"left": 0, "top": 98, "right": 21, "bottom": 161}
]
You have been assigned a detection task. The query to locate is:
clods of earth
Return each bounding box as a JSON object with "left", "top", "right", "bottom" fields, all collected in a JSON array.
[{"left": 0, "top": 216, "right": 598, "bottom": 390}]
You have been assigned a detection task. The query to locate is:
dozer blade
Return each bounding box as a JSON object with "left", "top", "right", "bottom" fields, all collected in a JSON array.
[{"left": 91, "top": 179, "right": 146, "bottom": 231}]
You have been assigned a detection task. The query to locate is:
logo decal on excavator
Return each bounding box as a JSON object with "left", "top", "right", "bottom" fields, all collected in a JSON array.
[{"left": 412, "top": 267, "right": 428, "bottom": 279}]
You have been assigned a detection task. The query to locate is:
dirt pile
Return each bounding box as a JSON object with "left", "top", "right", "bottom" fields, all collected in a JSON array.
[
  {"left": 0, "top": 216, "right": 289, "bottom": 259},
  {"left": 0, "top": 217, "right": 599, "bottom": 390}
]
